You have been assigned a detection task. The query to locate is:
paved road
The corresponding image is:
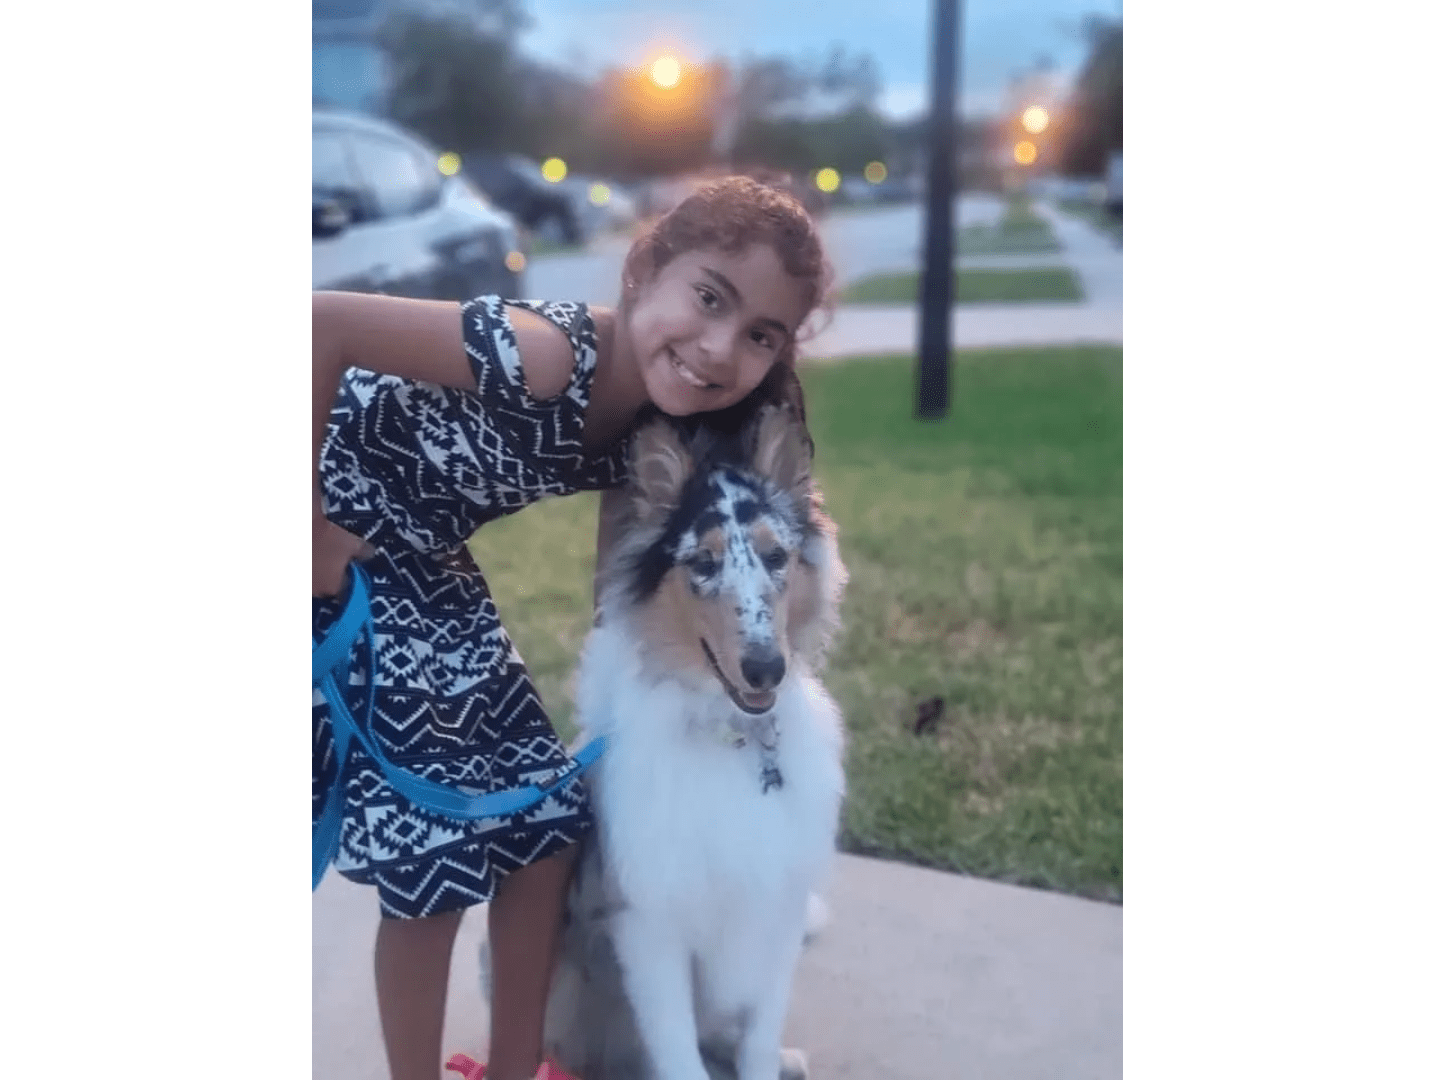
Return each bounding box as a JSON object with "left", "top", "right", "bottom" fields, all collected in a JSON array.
[{"left": 524, "top": 195, "right": 1013, "bottom": 305}]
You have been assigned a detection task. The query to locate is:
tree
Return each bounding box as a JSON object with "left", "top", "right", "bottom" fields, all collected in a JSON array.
[
  {"left": 723, "top": 46, "right": 890, "bottom": 175},
  {"left": 1058, "top": 16, "right": 1122, "bottom": 176},
  {"left": 378, "top": 2, "right": 530, "bottom": 152},
  {"left": 814, "top": 44, "right": 882, "bottom": 112},
  {"left": 521, "top": 62, "right": 605, "bottom": 167},
  {"left": 591, "top": 61, "right": 726, "bottom": 178}
]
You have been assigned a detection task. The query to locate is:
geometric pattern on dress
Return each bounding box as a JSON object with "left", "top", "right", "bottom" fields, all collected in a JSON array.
[
  {"left": 317, "top": 296, "right": 627, "bottom": 557},
  {"left": 364, "top": 824, "right": 588, "bottom": 919},
  {"left": 313, "top": 297, "right": 623, "bottom": 918}
]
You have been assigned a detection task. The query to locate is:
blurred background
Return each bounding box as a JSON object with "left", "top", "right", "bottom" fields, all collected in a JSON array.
[{"left": 311, "top": 0, "right": 1122, "bottom": 301}]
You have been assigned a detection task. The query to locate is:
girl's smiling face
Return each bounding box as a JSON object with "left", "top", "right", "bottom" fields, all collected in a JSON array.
[{"left": 624, "top": 244, "right": 811, "bottom": 417}]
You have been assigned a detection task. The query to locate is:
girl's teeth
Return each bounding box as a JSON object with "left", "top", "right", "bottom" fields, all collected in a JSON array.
[{"left": 671, "top": 353, "right": 706, "bottom": 388}]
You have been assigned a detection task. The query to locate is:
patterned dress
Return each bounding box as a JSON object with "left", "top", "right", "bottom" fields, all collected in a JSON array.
[{"left": 312, "top": 296, "right": 628, "bottom": 918}]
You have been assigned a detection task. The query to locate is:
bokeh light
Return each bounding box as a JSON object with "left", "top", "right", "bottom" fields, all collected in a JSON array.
[
  {"left": 437, "top": 151, "right": 461, "bottom": 176},
  {"left": 504, "top": 250, "right": 526, "bottom": 274},
  {"left": 541, "top": 157, "right": 568, "bottom": 183},
  {"left": 815, "top": 167, "right": 840, "bottom": 193},
  {"left": 864, "top": 161, "right": 888, "bottom": 184},
  {"left": 588, "top": 182, "right": 611, "bottom": 207},
  {"left": 1020, "top": 106, "right": 1050, "bottom": 135},
  {"left": 650, "top": 56, "right": 681, "bottom": 88},
  {"left": 1013, "top": 141, "right": 1038, "bottom": 166}
]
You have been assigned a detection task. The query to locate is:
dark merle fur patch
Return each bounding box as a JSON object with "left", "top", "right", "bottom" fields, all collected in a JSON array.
[
  {"left": 630, "top": 470, "right": 720, "bottom": 603},
  {"left": 693, "top": 509, "right": 725, "bottom": 536},
  {"left": 627, "top": 426, "right": 813, "bottom": 605},
  {"left": 733, "top": 499, "right": 760, "bottom": 525}
]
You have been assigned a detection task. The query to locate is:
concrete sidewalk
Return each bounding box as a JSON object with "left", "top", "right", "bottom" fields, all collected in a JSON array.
[
  {"left": 313, "top": 854, "right": 1121, "bottom": 1080},
  {"left": 801, "top": 301, "right": 1121, "bottom": 361}
]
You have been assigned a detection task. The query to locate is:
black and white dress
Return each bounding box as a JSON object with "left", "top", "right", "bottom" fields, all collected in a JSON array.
[{"left": 312, "top": 296, "right": 628, "bottom": 918}]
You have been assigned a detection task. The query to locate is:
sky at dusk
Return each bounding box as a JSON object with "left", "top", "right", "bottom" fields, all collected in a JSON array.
[{"left": 520, "top": 0, "right": 1122, "bottom": 118}]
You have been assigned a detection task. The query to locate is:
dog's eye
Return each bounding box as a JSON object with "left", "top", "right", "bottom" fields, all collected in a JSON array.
[
  {"left": 690, "top": 551, "right": 721, "bottom": 578},
  {"left": 761, "top": 548, "right": 788, "bottom": 572}
]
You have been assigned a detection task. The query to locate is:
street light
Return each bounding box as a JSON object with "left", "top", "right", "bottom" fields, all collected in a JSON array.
[
  {"left": 1020, "top": 106, "right": 1049, "bottom": 135},
  {"left": 651, "top": 56, "right": 681, "bottom": 88},
  {"left": 541, "top": 157, "right": 568, "bottom": 182},
  {"left": 815, "top": 167, "right": 840, "bottom": 194},
  {"left": 1013, "top": 140, "right": 1037, "bottom": 165}
]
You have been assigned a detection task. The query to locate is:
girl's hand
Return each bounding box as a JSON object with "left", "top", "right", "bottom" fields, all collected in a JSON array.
[{"left": 313, "top": 501, "right": 373, "bottom": 597}]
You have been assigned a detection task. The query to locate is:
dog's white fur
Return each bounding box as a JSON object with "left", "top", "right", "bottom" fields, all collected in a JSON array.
[{"left": 540, "top": 407, "right": 847, "bottom": 1080}]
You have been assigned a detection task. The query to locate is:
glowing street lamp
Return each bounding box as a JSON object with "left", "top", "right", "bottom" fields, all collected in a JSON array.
[
  {"left": 651, "top": 56, "right": 681, "bottom": 88},
  {"left": 864, "top": 161, "right": 888, "bottom": 184},
  {"left": 1020, "top": 106, "right": 1050, "bottom": 135},
  {"left": 814, "top": 167, "right": 840, "bottom": 194},
  {"left": 437, "top": 151, "right": 462, "bottom": 177},
  {"left": 1013, "top": 141, "right": 1038, "bottom": 166},
  {"left": 541, "top": 157, "right": 568, "bottom": 183}
]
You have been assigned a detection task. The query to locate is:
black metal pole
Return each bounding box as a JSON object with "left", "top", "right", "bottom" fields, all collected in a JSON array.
[{"left": 917, "top": 0, "right": 962, "bottom": 419}]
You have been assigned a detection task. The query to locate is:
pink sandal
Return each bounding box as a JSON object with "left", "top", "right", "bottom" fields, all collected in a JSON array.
[{"left": 444, "top": 1052, "right": 581, "bottom": 1080}]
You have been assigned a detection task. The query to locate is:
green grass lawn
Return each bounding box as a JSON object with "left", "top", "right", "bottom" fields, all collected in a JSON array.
[
  {"left": 470, "top": 345, "right": 1122, "bottom": 901},
  {"left": 842, "top": 267, "right": 1084, "bottom": 304},
  {"left": 957, "top": 195, "right": 1062, "bottom": 254},
  {"left": 1057, "top": 198, "right": 1122, "bottom": 246}
]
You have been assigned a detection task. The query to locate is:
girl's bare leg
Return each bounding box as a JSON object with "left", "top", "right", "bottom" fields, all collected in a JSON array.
[
  {"left": 375, "top": 907, "right": 465, "bottom": 1080},
  {"left": 486, "top": 844, "right": 579, "bottom": 1080}
]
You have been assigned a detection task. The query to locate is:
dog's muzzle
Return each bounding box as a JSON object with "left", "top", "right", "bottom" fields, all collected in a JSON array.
[{"left": 701, "top": 639, "right": 779, "bottom": 715}]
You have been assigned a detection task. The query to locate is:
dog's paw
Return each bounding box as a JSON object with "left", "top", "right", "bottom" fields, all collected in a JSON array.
[{"left": 778, "top": 1047, "right": 809, "bottom": 1080}]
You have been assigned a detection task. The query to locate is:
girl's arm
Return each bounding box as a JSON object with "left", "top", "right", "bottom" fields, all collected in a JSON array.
[{"left": 312, "top": 291, "right": 575, "bottom": 596}]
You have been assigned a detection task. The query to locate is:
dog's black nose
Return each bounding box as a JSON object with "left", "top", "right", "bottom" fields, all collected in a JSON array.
[{"left": 741, "top": 652, "right": 786, "bottom": 691}]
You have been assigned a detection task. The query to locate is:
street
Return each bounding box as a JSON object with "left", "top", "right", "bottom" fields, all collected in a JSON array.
[
  {"left": 524, "top": 197, "right": 1122, "bottom": 359},
  {"left": 526, "top": 196, "right": 1014, "bottom": 304}
]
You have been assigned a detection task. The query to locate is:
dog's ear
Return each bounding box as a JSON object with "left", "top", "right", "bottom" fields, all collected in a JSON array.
[
  {"left": 750, "top": 403, "right": 812, "bottom": 502},
  {"left": 629, "top": 418, "right": 693, "bottom": 522}
]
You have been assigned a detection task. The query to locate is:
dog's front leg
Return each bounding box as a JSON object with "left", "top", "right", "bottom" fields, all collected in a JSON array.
[
  {"left": 611, "top": 912, "right": 710, "bottom": 1080},
  {"left": 734, "top": 935, "right": 805, "bottom": 1080}
]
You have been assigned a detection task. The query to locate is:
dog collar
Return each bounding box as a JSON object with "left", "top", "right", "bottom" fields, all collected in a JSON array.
[{"left": 715, "top": 716, "right": 784, "bottom": 794}]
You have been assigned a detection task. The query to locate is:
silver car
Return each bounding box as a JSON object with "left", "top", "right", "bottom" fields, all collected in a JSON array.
[{"left": 313, "top": 108, "right": 527, "bottom": 300}]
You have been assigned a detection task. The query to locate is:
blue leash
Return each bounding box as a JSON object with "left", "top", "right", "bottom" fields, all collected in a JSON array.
[{"left": 312, "top": 563, "right": 607, "bottom": 890}]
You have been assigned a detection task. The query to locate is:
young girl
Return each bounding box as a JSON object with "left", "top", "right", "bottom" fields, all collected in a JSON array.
[{"left": 313, "top": 175, "right": 834, "bottom": 1080}]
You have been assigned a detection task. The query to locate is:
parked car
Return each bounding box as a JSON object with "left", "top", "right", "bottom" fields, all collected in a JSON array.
[
  {"left": 564, "top": 173, "right": 639, "bottom": 237},
  {"left": 312, "top": 108, "right": 525, "bottom": 300},
  {"left": 461, "top": 153, "right": 586, "bottom": 246}
]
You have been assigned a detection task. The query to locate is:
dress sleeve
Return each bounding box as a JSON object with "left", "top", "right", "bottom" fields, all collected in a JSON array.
[
  {"left": 448, "top": 295, "right": 625, "bottom": 498},
  {"left": 459, "top": 295, "right": 577, "bottom": 437}
]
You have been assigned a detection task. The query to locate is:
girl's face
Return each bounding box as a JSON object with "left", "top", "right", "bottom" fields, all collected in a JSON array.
[{"left": 625, "top": 244, "right": 811, "bottom": 417}]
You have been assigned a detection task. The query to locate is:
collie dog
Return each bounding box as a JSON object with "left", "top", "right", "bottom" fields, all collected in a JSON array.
[{"left": 541, "top": 401, "right": 848, "bottom": 1080}]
